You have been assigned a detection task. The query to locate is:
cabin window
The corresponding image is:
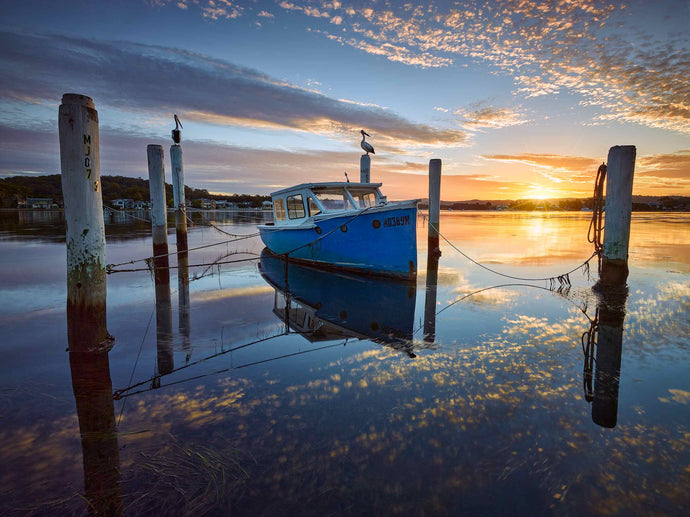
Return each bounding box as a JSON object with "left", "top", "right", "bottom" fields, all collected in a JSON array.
[
  {"left": 307, "top": 197, "right": 321, "bottom": 216},
  {"left": 355, "top": 192, "right": 376, "bottom": 208},
  {"left": 274, "top": 198, "right": 286, "bottom": 221},
  {"left": 314, "top": 188, "right": 351, "bottom": 211},
  {"left": 287, "top": 194, "right": 306, "bottom": 219}
]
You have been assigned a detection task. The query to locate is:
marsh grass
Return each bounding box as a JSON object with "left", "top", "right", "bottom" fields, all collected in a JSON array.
[{"left": 123, "top": 439, "right": 253, "bottom": 516}]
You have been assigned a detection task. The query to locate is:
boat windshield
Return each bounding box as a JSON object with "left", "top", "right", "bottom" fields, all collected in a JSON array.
[
  {"left": 347, "top": 188, "right": 378, "bottom": 208},
  {"left": 313, "top": 188, "right": 353, "bottom": 211}
]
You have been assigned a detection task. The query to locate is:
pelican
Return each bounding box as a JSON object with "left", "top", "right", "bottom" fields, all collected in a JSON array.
[
  {"left": 172, "top": 114, "right": 183, "bottom": 144},
  {"left": 360, "top": 130, "right": 375, "bottom": 155}
]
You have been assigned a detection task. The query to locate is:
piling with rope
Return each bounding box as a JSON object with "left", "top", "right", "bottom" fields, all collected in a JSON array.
[{"left": 599, "top": 145, "right": 636, "bottom": 286}]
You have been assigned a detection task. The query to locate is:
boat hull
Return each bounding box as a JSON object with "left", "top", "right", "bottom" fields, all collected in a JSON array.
[{"left": 258, "top": 202, "right": 417, "bottom": 279}]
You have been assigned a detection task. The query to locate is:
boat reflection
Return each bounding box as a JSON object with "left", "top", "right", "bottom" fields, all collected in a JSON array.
[{"left": 258, "top": 250, "right": 417, "bottom": 357}]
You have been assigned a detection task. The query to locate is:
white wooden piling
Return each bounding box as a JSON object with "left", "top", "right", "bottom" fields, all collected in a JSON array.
[
  {"left": 147, "top": 144, "right": 170, "bottom": 280},
  {"left": 428, "top": 159, "right": 442, "bottom": 254},
  {"left": 360, "top": 154, "right": 371, "bottom": 183},
  {"left": 59, "top": 93, "right": 109, "bottom": 349},
  {"left": 601, "top": 145, "right": 636, "bottom": 285},
  {"left": 170, "top": 144, "right": 188, "bottom": 252}
]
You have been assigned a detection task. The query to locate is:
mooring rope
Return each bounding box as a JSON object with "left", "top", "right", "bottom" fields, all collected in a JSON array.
[
  {"left": 106, "top": 233, "right": 260, "bottom": 273},
  {"left": 581, "top": 308, "right": 598, "bottom": 402},
  {"left": 587, "top": 163, "right": 607, "bottom": 271},
  {"left": 183, "top": 211, "right": 260, "bottom": 238},
  {"left": 261, "top": 205, "right": 376, "bottom": 257},
  {"left": 423, "top": 214, "right": 597, "bottom": 287},
  {"left": 104, "top": 205, "right": 152, "bottom": 223}
]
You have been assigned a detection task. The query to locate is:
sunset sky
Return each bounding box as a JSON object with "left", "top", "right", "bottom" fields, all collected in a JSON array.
[{"left": 0, "top": 0, "right": 688, "bottom": 200}]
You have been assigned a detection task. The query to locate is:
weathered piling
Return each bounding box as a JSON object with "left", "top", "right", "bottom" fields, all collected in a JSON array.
[
  {"left": 170, "top": 122, "right": 188, "bottom": 253},
  {"left": 58, "top": 93, "right": 109, "bottom": 351},
  {"left": 592, "top": 286, "right": 627, "bottom": 428},
  {"left": 360, "top": 154, "right": 371, "bottom": 183},
  {"left": 601, "top": 145, "right": 636, "bottom": 285},
  {"left": 69, "top": 349, "right": 123, "bottom": 515},
  {"left": 428, "top": 159, "right": 442, "bottom": 255},
  {"left": 147, "top": 144, "right": 170, "bottom": 282}
]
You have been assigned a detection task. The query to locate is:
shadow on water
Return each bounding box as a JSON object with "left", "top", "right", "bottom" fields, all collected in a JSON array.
[{"left": 258, "top": 249, "right": 417, "bottom": 357}]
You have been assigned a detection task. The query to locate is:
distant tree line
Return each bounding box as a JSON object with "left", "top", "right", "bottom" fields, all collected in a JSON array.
[{"left": 0, "top": 174, "right": 270, "bottom": 208}]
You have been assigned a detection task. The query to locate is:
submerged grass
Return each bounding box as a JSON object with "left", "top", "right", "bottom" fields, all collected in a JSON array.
[{"left": 123, "top": 438, "right": 253, "bottom": 516}]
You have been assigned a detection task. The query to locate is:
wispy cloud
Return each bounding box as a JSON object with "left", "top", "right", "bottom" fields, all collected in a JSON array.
[
  {"left": 262, "top": 0, "right": 689, "bottom": 135},
  {"left": 0, "top": 30, "right": 467, "bottom": 150},
  {"left": 481, "top": 153, "right": 600, "bottom": 184},
  {"left": 454, "top": 102, "right": 530, "bottom": 131}
]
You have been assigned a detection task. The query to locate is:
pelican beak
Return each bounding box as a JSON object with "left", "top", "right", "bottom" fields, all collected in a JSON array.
[{"left": 362, "top": 131, "right": 370, "bottom": 137}]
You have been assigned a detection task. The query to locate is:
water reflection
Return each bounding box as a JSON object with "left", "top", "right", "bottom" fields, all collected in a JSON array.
[
  {"left": 67, "top": 302, "right": 122, "bottom": 514},
  {"left": 178, "top": 248, "right": 191, "bottom": 357},
  {"left": 423, "top": 249, "right": 440, "bottom": 344},
  {"left": 586, "top": 282, "right": 628, "bottom": 428},
  {"left": 258, "top": 250, "right": 417, "bottom": 357}
]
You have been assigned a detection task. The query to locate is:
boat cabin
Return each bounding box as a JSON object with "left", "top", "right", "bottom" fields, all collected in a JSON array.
[{"left": 269, "top": 182, "right": 386, "bottom": 227}]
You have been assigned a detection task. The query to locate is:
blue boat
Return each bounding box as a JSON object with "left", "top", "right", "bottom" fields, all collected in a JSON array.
[{"left": 258, "top": 182, "right": 418, "bottom": 279}]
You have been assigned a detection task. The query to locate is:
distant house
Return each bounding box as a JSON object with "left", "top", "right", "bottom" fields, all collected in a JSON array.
[
  {"left": 262, "top": 200, "right": 273, "bottom": 210},
  {"left": 112, "top": 198, "right": 134, "bottom": 209},
  {"left": 25, "top": 198, "right": 57, "bottom": 209},
  {"left": 199, "top": 198, "right": 216, "bottom": 209}
]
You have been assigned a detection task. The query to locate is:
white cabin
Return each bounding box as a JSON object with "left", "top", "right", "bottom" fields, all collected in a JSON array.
[{"left": 268, "top": 182, "right": 386, "bottom": 227}]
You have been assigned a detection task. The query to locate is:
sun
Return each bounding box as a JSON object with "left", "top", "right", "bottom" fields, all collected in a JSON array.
[{"left": 522, "top": 185, "right": 564, "bottom": 200}]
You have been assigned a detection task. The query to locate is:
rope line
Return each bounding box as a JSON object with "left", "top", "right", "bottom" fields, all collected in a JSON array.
[
  {"left": 106, "top": 233, "right": 259, "bottom": 273},
  {"left": 104, "top": 206, "right": 153, "bottom": 224},
  {"left": 423, "top": 214, "right": 597, "bottom": 286},
  {"left": 184, "top": 210, "right": 262, "bottom": 238},
  {"left": 116, "top": 307, "right": 155, "bottom": 427},
  {"left": 108, "top": 254, "right": 261, "bottom": 274},
  {"left": 587, "top": 163, "right": 607, "bottom": 272},
  {"left": 261, "top": 206, "right": 375, "bottom": 257}
]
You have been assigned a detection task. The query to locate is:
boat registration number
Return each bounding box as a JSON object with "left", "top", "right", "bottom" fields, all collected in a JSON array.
[{"left": 383, "top": 215, "right": 410, "bottom": 227}]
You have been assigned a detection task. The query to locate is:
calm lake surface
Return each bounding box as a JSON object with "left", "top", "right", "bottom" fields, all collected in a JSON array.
[{"left": 0, "top": 209, "right": 688, "bottom": 516}]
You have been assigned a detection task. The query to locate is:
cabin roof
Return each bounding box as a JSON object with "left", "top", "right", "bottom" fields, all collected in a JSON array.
[{"left": 270, "top": 182, "right": 382, "bottom": 197}]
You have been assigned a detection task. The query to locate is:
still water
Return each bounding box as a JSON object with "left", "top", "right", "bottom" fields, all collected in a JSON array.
[{"left": 0, "top": 210, "right": 688, "bottom": 516}]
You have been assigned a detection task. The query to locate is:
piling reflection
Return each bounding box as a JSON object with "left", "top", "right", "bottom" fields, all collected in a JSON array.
[
  {"left": 178, "top": 249, "right": 191, "bottom": 357},
  {"left": 258, "top": 250, "right": 417, "bottom": 356},
  {"left": 67, "top": 308, "right": 122, "bottom": 515},
  {"left": 423, "top": 249, "right": 440, "bottom": 343},
  {"left": 154, "top": 249, "right": 173, "bottom": 376},
  {"left": 583, "top": 281, "right": 628, "bottom": 428}
]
